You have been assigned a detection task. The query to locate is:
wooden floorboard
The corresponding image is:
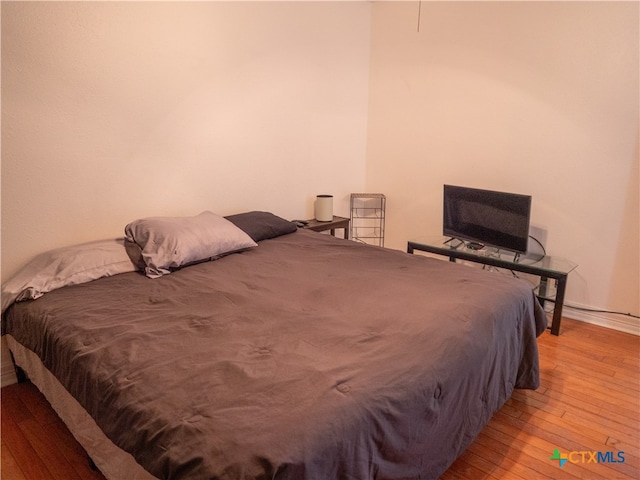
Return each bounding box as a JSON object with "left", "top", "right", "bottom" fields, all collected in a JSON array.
[{"left": 1, "top": 318, "right": 638, "bottom": 479}]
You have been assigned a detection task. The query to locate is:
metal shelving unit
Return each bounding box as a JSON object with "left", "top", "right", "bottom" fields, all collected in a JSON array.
[{"left": 350, "top": 193, "right": 386, "bottom": 247}]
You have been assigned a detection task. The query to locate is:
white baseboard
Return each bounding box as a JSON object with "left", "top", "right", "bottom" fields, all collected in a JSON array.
[
  {"left": 562, "top": 307, "right": 640, "bottom": 336},
  {"left": 1, "top": 362, "right": 18, "bottom": 387},
  {"left": 1, "top": 335, "right": 19, "bottom": 387}
]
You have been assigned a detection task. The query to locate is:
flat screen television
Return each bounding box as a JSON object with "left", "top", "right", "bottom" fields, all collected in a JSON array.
[{"left": 443, "top": 185, "right": 532, "bottom": 254}]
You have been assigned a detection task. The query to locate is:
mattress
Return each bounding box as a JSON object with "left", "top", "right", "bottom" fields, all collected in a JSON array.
[{"left": 4, "top": 228, "right": 546, "bottom": 480}]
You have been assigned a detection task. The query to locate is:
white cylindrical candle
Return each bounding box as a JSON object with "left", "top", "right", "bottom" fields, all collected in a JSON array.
[{"left": 315, "top": 195, "right": 333, "bottom": 222}]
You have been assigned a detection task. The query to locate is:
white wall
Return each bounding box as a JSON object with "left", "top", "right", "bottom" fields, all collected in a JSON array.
[
  {"left": 366, "top": 2, "right": 639, "bottom": 331},
  {"left": 1, "top": 1, "right": 371, "bottom": 280},
  {"left": 1, "top": 0, "right": 638, "bottom": 351}
]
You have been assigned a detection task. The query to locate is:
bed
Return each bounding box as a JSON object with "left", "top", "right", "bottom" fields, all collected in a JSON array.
[{"left": 2, "top": 211, "right": 547, "bottom": 480}]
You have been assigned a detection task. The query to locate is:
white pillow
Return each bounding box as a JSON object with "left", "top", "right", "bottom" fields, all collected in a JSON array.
[
  {"left": 1, "top": 238, "right": 137, "bottom": 314},
  {"left": 124, "top": 211, "right": 257, "bottom": 279}
]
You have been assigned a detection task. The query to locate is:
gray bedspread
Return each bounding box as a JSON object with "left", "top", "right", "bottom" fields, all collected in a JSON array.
[{"left": 4, "top": 229, "right": 546, "bottom": 480}]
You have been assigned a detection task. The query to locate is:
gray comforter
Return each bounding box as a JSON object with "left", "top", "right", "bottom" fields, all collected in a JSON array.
[{"left": 4, "top": 229, "right": 546, "bottom": 479}]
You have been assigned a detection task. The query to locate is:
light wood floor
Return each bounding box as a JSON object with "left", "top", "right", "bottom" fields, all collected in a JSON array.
[{"left": 1, "top": 318, "right": 638, "bottom": 480}]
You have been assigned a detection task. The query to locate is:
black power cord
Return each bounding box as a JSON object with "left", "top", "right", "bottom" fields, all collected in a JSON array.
[
  {"left": 503, "top": 236, "right": 639, "bottom": 320},
  {"left": 563, "top": 303, "right": 640, "bottom": 319},
  {"left": 528, "top": 235, "right": 546, "bottom": 256}
]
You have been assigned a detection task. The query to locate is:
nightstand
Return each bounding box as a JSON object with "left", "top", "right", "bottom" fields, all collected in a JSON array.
[{"left": 303, "top": 216, "right": 350, "bottom": 239}]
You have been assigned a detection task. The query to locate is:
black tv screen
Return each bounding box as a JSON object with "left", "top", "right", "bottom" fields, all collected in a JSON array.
[{"left": 443, "top": 185, "right": 532, "bottom": 254}]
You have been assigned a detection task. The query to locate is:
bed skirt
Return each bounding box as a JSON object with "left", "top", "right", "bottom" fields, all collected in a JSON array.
[{"left": 6, "top": 334, "right": 157, "bottom": 480}]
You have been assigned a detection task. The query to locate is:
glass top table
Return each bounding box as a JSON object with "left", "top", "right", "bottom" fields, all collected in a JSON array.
[{"left": 407, "top": 236, "right": 577, "bottom": 335}]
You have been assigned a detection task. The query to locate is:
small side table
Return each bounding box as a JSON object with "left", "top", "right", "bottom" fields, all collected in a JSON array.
[{"left": 304, "top": 216, "right": 350, "bottom": 239}]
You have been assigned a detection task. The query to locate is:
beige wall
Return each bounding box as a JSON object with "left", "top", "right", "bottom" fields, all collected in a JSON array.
[
  {"left": 366, "top": 1, "right": 639, "bottom": 329},
  {"left": 1, "top": 1, "right": 371, "bottom": 279},
  {"left": 1, "top": 1, "right": 638, "bottom": 335}
]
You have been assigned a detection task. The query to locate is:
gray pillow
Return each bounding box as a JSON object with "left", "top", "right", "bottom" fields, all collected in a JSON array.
[
  {"left": 124, "top": 211, "right": 257, "bottom": 279},
  {"left": 1, "top": 238, "right": 137, "bottom": 314},
  {"left": 225, "top": 211, "right": 297, "bottom": 242}
]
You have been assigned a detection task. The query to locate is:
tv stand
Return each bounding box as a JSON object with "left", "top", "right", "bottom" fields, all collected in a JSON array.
[{"left": 407, "top": 235, "right": 577, "bottom": 335}]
